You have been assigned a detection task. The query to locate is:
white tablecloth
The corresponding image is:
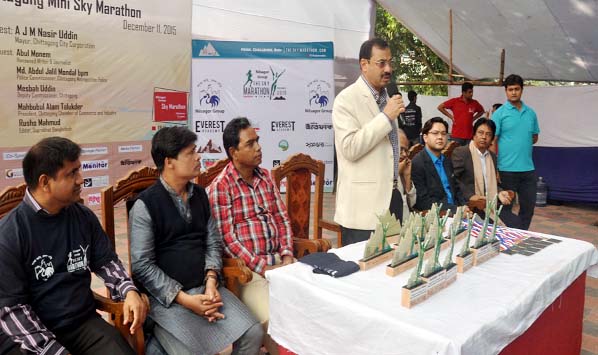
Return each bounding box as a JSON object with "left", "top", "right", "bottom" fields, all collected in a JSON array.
[{"left": 266, "top": 233, "right": 598, "bottom": 355}]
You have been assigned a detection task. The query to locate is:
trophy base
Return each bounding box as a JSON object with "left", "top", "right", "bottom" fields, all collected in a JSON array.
[
  {"left": 444, "top": 263, "right": 458, "bottom": 287},
  {"left": 421, "top": 268, "right": 447, "bottom": 297},
  {"left": 401, "top": 281, "right": 428, "bottom": 308},
  {"left": 386, "top": 254, "right": 418, "bottom": 277},
  {"left": 456, "top": 252, "right": 473, "bottom": 273},
  {"left": 471, "top": 241, "right": 500, "bottom": 266},
  {"left": 358, "top": 249, "right": 393, "bottom": 271}
]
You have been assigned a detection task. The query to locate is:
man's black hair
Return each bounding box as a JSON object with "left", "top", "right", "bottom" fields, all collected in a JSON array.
[
  {"left": 473, "top": 118, "right": 496, "bottom": 139},
  {"left": 359, "top": 38, "right": 389, "bottom": 61},
  {"left": 151, "top": 126, "right": 197, "bottom": 171},
  {"left": 504, "top": 74, "right": 524, "bottom": 88},
  {"left": 422, "top": 117, "right": 449, "bottom": 135},
  {"left": 408, "top": 90, "right": 417, "bottom": 102},
  {"left": 462, "top": 82, "right": 474, "bottom": 92},
  {"left": 23, "top": 137, "right": 81, "bottom": 190},
  {"left": 223, "top": 117, "right": 252, "bottom": 160}
]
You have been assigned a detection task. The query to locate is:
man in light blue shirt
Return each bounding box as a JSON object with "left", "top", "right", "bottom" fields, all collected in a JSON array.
[{"left": 492, "top": 74, "right": 540, "bottom": 230}]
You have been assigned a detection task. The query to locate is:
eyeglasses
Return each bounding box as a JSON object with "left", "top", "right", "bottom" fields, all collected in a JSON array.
[
  {"left": 368, "top": 58, "right": 395, "bottom": 69},
  {"left": 475, "top": 131, "right": 493, "bottom": 138},
  {"left": 427, "top": 131, "right": 448, "bottom": 136}
]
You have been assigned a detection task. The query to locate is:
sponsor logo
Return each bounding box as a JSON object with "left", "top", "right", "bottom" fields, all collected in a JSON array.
[
  {"left": 118, "top": 145, "right": 143, "bottom": 153},
  {"left": 87, "top": 193, "right": 101, "bottom": 206},
  {"left": 83, "top": 175, "right": 109, "bottom": 188},
  {"left": 120, "top": 159, "right": 142, "bottom": 166},
  {"left": 198, "top": 42, "right": 220, "bottom": 56},
  {"left": 305, "top": 122, "right": 333, "bottom": 130},
  {"left": 66, "top": 245, "right": 89, "bottom": 273},
  {"left": 310, "top": 178, "right": 335, "bottom": 187},
  {"left": 196, "top": 79, "right": 223, "bottom": 110},
  {"left": 243, "top": 66, "right": 287, "bottom": 100},
  {"left": 305, "top": 141, "right": 332, "bottom": 149},
  {"left": 3, "top": 152, "right": 26, "bottom": 161},
  {"left": 195, "top": 120, "right": 225, "bottom": 133},
  {"left": 82, "top": 160, "right": 108, "bottom": 171},
  {"left": 278, "top": 140, "right": 289, "bottom": 151},
  {"left": 81, "top": 147, "right": 108, "bottom": 155},
  {"left": 32, "top": 255, "right": 54, "bottom": 281},
  {"left": 5, "top": 168, "right": 24, "bottom": 179},
  {"left": 198, "top": 139, "right": 223, "bottom": 153},
  {"left": 306, "top": 79, "right": 332, "bottom": 111},
  {"left": 271, "top": 121, "right": 295, "bottom": 132},
  {"left": 272, "top": 160, "right": 281, "bottom": 167}
]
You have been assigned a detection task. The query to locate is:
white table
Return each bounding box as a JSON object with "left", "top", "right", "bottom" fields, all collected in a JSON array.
[{"left": 267, "top": 233, "right": 597, "bottom": 355}]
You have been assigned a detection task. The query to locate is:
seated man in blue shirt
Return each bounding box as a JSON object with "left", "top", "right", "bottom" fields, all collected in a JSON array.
[
  {"left": 412, "top": 117, "right": 467, "bottom": 212},
  {"left": 0, "top": 137, "right": 147, "bottom": 355}
]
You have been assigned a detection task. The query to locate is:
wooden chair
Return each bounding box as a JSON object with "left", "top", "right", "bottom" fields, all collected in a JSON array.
[
  {"left": 270, "top": 153, "right": 337, "bottom": 250},
  {"left": 407, "top": 143, "right": 424, "bottom": 160},
  {"left": 101, "top": 166, "right": 253, "bottom": 297},
  {"left": 442, "top": 140, "right": 459, "bottom": 158},
  {"left": 467, "top": 190, "right": 516, "bottom": 215},
  {"left": 0, "top": 184, "right": 144, "bottom": 355},
  {"left": 198, "top": 156, "right": 332, "bottom": 257}
]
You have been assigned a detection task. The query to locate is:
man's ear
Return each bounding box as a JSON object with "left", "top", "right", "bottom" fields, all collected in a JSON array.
[
  {"left": 38, "top": 174, "right": 50, "bottom": 192},
  {"left": 227, "top": 146, "right": 236, "bottom": 160}
]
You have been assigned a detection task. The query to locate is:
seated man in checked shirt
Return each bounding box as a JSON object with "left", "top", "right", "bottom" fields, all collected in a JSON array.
[{"left": 208, "top": 117, "right": 294, "bottom": 355}]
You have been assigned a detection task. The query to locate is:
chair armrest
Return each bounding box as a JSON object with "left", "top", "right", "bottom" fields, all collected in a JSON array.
[
  {"left": 93, "top": 292, "right": 145, "bottom": 355},
  {"left": 319, "top": 218, "right": 340, "bottom": 232},
  {"left": 222, "top": 258, "right": 253, "bottom": 298},
  {"left": 467, "top": 198, "right": 487, "bottom": 212},
  {"left": 293, "top": 238, "right": 332, "bottom": 258}
]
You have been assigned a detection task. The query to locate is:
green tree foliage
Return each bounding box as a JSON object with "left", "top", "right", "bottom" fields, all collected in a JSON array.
[{"left": 375, "top": 4, "right": 449, "bottom": 96}]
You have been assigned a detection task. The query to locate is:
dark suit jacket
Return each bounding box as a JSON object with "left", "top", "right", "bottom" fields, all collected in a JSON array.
[
  {"left": 451, "top": 146, "right": 502, "bottom": 201},
  {"left": 412, "top": 148, "right": 466, "bottom": 211}
]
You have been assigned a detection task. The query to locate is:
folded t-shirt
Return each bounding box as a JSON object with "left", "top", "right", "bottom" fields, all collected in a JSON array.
[{"left": 300, "top": 252, "right": 360, "bottom": 278}]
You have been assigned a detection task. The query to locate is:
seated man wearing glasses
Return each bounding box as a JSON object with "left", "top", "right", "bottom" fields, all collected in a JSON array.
[
  {"left": 412, "top": 117, "right": 467, "bottom": 212},
  {"left": 452, "top": 118, "right": 518, "bottom": 226}
]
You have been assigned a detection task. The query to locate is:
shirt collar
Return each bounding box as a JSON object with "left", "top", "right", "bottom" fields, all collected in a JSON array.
[
  {"left": 475, "top": 147, "right": 489, "bottom": 158},
  {"left": 227, "top": 162, "right": 265, "bottom": 184},
  {"left": 23, "top": 188, "right": 51, "bottom": 214},
  {"left": 425, "top": 147, "right": 444, "bottom": 164},
  {"left": 159, "top": 176, "right": 194, "bottom": 199},
  {"left": 505, "top": 100, "right": 527, "bottom": 112},
  {"left": 361, "top": 75, "right": 387, "bottom": 103}
]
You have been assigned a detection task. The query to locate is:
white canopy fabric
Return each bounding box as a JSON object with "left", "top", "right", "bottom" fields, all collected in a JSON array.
[
  {"left": 378, "top": 0, "right": 598, "bottom": 82},
  {"left": 192, "top": 0, "right": 373, "bottom": 59}
]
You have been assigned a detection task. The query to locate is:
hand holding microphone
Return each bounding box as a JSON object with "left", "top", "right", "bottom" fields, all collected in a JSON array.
[{"left": 383, "top": 83, "right": 405, "bottom": 120}]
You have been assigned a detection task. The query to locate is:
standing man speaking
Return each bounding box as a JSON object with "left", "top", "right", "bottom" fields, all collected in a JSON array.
[{"left": 332, "top": 38, "right": 409, "bottom": 246}]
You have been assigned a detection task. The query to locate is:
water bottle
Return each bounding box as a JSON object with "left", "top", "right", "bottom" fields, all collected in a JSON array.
[{"left": 536, "top": 177, "right": 547, "bottom": 207}]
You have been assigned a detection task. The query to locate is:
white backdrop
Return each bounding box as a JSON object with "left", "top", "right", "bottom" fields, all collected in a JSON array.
[{"left": 191, "top": 40, "right": 335, "bottom": 191}]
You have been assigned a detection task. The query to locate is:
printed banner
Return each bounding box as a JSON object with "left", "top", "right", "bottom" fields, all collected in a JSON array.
[
  {"left": 191, "top": 40, "right": 335, "bottom": 191},
  {"left": 0, "top": 0, "right": 191, "bottom": 203}
]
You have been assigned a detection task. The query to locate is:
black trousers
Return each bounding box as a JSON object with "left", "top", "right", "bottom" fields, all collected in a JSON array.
[
  {"left": 499, "top": 170, "right": 537, "bottom": 230},
  {"left": 341, "top": 188, "right": 403, "bottom": 246},
  {"left": 1, "top": 314, "right": 134, "bottom": 355}
]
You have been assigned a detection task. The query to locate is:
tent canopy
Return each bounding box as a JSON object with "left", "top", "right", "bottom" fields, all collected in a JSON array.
[{"left": 378, "top": 0, "right": 598, "bottom": 82}]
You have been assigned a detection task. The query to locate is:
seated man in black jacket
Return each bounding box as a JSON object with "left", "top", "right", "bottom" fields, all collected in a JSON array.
[
  {"left": 451, "top": 118, "right": 518, "bottom": 226},
  {"left": 0, "top": 137, "right": 147, "bottom": 355},
  {"left": 412, "top": 117, "right": 467, "bottom": 212},
  {"left": 129, "top": 126, "right": 262, "bottom": 355}
]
